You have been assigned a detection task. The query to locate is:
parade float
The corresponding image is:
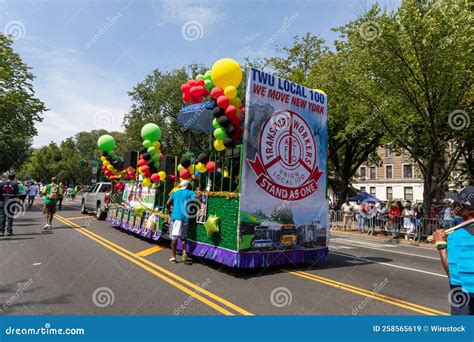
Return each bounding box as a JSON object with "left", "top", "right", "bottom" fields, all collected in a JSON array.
[{"left": 101, "top": 58, "right": 329, "bottom": 268}]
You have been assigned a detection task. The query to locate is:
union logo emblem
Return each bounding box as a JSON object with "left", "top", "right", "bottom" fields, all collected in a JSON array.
[{"left": 248, "top": 109, "right": 323, "bottom": 201}]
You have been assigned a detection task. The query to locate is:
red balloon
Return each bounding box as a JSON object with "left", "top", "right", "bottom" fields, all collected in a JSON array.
[
  {"left": 181, "top": 83, "right": 191, "bottom": 93},
  {"left": 169, "top": 175, "right": 177, "bottom": 182},
  {"left": 211, "top": 87, "right": 224, "bottom": 100},
  {"left": 182, "top": 92, "right": 192, "bottom": 102},
  {"left": 191, "top": 95, "right": 202, "bottom": 104},
  {"left": 180, "top": 168, "right": 190, "bottom": 179},
  {"left": 151, "top": 173, "right": 160, "bottom": 183},
  {"left": 225, "top": 105, "right": 237, "bottom": 118},
  {"left": 202, "top": 87, "right": 210, "bottom": 97},
  {"left": 230, "top": 116, "right": 241, "bottom": 127},
  {"left": 188, "top": 80, "right": 198, "bottom": 87},
  {"left": 217, "top": 95, "right": 229, "bottom": 109},
  {"left": 104, "top": 170, "right": 112, "bottom": 176},
  {"left": 205, "top": 161, "right": 216, "bottom": 173},
  {"left": 196, "top": 79, "right": 205, "bottom": 87},
  {"left": 141, "top": 165, "right": 150, "bottom": 174},
  {"left": 138, "top": 159, "right": 147, "bottom": 167},
  {"left": 190, "top": 86, "right": 201, "bottom": 97}
]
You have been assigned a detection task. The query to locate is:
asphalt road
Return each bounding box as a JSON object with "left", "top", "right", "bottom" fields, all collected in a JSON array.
[{"left": 0, "top": 198, "right": 451, "bottom": 316}]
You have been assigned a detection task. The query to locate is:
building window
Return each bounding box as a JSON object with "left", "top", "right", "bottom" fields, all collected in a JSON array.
[
  {"left": 404, "top": 187, "right": 413, "bottom": 201},
  {"left": 386, "top": 187, "right": 393, "bottom": 200},
  {"left": 403, "top": 164, "right": 413, "bottom": 178},
  {"left": 369, "top": 167, "right": 376, "bottom": 179},
  {"left": 370, "top": 187, "right": 376, "bottom": 196},
  {"left": 385, "top": 165, "right": 393, "bottom": 179},
  {"left": 360, "top": 167, "right": 366, "bottom": 178},
  {"left": 385, "top": 148, "right": 392, "bottom": 157},
  {"left": 360, "top": 186, "right": 366, "bottom": 193}
]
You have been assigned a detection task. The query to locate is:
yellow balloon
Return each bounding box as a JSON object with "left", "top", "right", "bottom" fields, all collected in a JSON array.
[
  {"left": 229, "top": 97, "right": 241, "bottom": 108},
  {"left": 189, "top": 164, "right": 195, "bottom": 174},
  {"left": 143, "top": 178, "right": 151, "bottom": 187},
  {"left": 214, "top": 139, "right": 225, "bottom": 151},
  {"left": 158, "top": 171, "right": 166, "bottom": 180},
  {"left": 224, "top": 86, "right": 237, "bottom": 99},
  {"left": 196, "top": 162, "right": 207, "bottom": 173},
  {"left": 100, "top": 156, "right": 106, "bottom": 162},
  {"left": 211, "top": 58, "right": 242, "bottom": 89},
  {"left": 107, "top": 164, "right": 114, "bottom": 171},
  {"left": 154, "top": 141, "right": 161, "bottom": 149},
  {"left": 314, "top": 88, "right": 326, "bottom": 95},
  {"left": 138, "top": 166, "right": 143, "bottom": 174}
]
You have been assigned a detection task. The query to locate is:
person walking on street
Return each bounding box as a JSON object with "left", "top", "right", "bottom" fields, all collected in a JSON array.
[
  {"left": 57, "top": 182, "right": 64, "bottom": 211},
  {"left": 166, "top": 180, "right": 199, "bottom": 263},
  {"left": 42, "top": 177, "right": 59, "bottom": 230},
  {"left": 18, "top": 181, "right": 27, "bottom": 206},
  {"left": 27, "top": 182, "right": 38, "bottom": 208},
  {"left": 433, "top": 186, "right": 474, "bottom": 315},
  {"left": 0, "top": 174, "right": 20, "bottom": 236},
  {"left": 341, "top": 199, "right": 353, "bottom": 231},
  {"left": 354, "top": 200, "right": 365, "bottom": 233},
  {"left": 388, "top": 202, "right": 401, "bottom": 238}
]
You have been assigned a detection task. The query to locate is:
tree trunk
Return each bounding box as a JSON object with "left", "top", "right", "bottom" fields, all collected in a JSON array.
[{"left": 422, "top": 153, "right": 446, "bottom": 215}]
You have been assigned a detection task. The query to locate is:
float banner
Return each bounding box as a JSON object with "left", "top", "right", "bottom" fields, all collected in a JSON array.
[
  {"left": 122, "top": 183, "right": 155, "bottom": 209},
  {"left": 239, "top": 67, "right": 328, "bottom": 252}
]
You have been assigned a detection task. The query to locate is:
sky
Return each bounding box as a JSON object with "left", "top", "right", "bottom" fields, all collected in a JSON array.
[{"left": 0, "top": 0, "right": 401, "bottom": 147}]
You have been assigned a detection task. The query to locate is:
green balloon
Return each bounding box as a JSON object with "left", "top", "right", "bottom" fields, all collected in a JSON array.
[
  {"left": 214, "top": 128, "right": 227, "bottom": 140},
  {"left": 97, "top": 135, "right": 116, "bottom": 152},
  {"left": 143, "top": 140, "right": 152, "bottom": 148},
  {"left": 152, "top": 154, "right": 160, "bottom": 163},
  {"left": 212, "top": 118, "right": 221, "bottom": 129},
  {"left": 177, "top": 164, "right": 183, "bottom": 172},
  {"left": 141, "top": 123, "right": 161, "bottom": 142},
  {"left": 109, "top": 151, "right": 116, "bottom": 159},
  {"left": 196, "top": 74, "right": 204, "bottom": 80},
  {"left": 204, "top": 70, "right": 212, "bottom": 79},
  {"left": 147, "top": 146, "right": 157, "bottom": 155},
  {"left": 205, "top": 79, "right": 214, "bottom": 90}
]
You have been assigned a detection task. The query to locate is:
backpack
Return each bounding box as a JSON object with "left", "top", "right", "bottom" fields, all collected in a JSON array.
[{"left": 48, "top": 184, "right": 59, "bottom": 200}]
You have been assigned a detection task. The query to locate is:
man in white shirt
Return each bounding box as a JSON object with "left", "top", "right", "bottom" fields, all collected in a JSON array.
[
  {"left": 341, "top": 199, "right": 353, "bottom": 231},
  {"left": 27, "top": 183, "right": 38, "bottom": 208}
]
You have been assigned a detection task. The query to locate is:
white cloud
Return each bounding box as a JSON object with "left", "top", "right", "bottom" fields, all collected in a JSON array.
[
  {"left": 152, "top": 0, "right": 226, "bottom": 30},
  {"left": 24, "top": 45, "right": 131, "bottom": 147}
]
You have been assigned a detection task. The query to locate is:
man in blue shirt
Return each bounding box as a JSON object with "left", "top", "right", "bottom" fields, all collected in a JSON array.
[
  {"left": 166, "top": 180, "right": 198, "bottom": 263},
  {"left": 0, "top": 174, "right": 20, "bottom": 236}
]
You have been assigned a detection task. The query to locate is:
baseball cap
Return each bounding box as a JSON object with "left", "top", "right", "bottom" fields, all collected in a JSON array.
[{"left": 445, "top": 186, "right": 474, "bottom": 210}]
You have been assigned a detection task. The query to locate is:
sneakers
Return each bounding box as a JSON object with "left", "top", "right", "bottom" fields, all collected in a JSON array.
[
  {"left": 43, "top": 224, "right": 52, "bottom": 231},
  {"left": 7, "top": 232, "right": 13, "bottom": 236},
  {"left": 182, "top": 252, "right": 188, "bottom": 263},
  {"left": 169, "top": 257, "right": 177, "bottom": 263}
]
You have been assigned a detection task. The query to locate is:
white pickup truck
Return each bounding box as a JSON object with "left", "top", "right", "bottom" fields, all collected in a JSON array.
[{"left": 81, "top": 182, "right": 111, "bottom": 220}]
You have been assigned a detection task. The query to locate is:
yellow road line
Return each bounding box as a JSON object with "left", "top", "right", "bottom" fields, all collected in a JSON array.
[
  {"left": 62, "top": 216, "right": 93, "bottom": 220},
  {"left": 135, "top": 245, "right": 165, "bottom": 257},
  {"left": 54, "top": 214, "right": 253, "bottom": 316},
  {"left": 283, "top": 269, "right": 448, "bottom": 316}
]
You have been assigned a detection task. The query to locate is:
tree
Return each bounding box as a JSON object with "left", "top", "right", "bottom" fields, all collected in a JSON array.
[
  {"left": 338, "top": 0, "right": 472, "bottom": 210},
  {"left": 265, "top": 34, "right": 383, "bottom": 207},
  {"left": 0, "top": 34, "right": 46, "bottom": 172},
  {"left": 123, "top": 66, "right": 210, "bottom": 158}
]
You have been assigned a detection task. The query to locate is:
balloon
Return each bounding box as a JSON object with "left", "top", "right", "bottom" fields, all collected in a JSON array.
[
  {"left": 182, "top": 92, "right": 192, "bottom": 102},
  {"left": 143, "top": 140, "right": 152, "bottom": 148},
  {"left": 212, "top": 107, "right": 224, "bottom": 118},
  {"left": 177, "top": 164, "right": 183, "bottom": 172},
  {"left": 150, "top": 166, "right": 158, "bottom": 174},
  {"left": 225, "top": 126, "right": 236, "bottom": 136},
  {"left": 211, "top": 87, "right": 224, "bottom": 100},
  {"left": 225, "top": 105, "right": 237, "bottom": 118},
  {"left": 196, "top": 79, "right": 205, "bottom": 87},
  {"left": 214, "top": 127, "right": 227, "bottom": 140},
  {"left": 196, "top": 74, "right": 204, "bottom": 80},
  {"left": 213, "top": 139, "right": 225, "bottom": 151},
  {"left": 224, "top": 86, "right": 237, "bottom": 99},
  {"left": 191, "top": 95, "right": 201, "bottom": 104},
  {"left": 180, "top": 168, "right": 191, "bottom": 179},
  {"left": 141, "top": 165, "right": 150, "bottom": 175},
  {"left": 152, "top": 155, "right": 160, "bottom": 164},
  {"left": 229, "top": 97, "right": 242, "bottom": 108},
  {"left": 190, "top": 86, "right": 202, "bottom": 97},
  {"left": 97, "top": 135, "right": 116, "bottom": 152},
  {"left": 230, "top": 116, "right": 242, "bottom": 127},
  {"left": 224, "top": 137, "right": 235, "bottom": 148},
  {"left": 197, "top": 153, "right": 209, "bottom": 164},
  {"left": 196, "top": 162, "right": 207, "bottom": 173},
  {"left": 143, "top": 178, "right": 152, "bottom": 187},
  {"left": 217, "top": 95, "right": 230, "bottom": 109},
  {"left": 100, "top": 156, "right": 106, "bottom": 162},
  {"left": 212, "top": 118, "right": 221, "bottom": 129},
  {"left": 147, "top": 146, "right": 157, "bottom": 155},
  {"left": 218, "top": 115, "right": 230, "bottom": 127},
  {"left": 181, "top": 83, "right": 191, "bottom": 93},
  {"left": 211, "top": 58, "right": 242, "bottom": 89},
  {"left": 107, "top": 164, "right": 114, "bottom": 171},
  {"left": 139, "top": 147, "right": 147, "bottom": 155},
  {"left": 189, "top": 164, "right": 195, "bottom": 174},
  {"left": 142, "top": 152, "right": 151, "bottom": 161},
  {"left": 154, "top": 141, "right": 161, "bottom": 149},
  {"left": 204, "top": 79, "right": 214, "bottom": 90},
  {"left": 206, "top": 161, "right": 217, "bottom": 173},
  {"left": 104, "top": 170, "right": 112, "bottom": 177},
  {"left": 101, "top": 151, "right": 109, "bottom": 156},
  {"left": 141, "top": 123, "right": 161, "bottom": 141},
  {"left": 180, "top": 157, "right": 191, "bottom": 168},
  {"left": 204, "top": 70, "right": 212, "bottom": 79},
  {"left": 158, "top": 171, "right": 166, "bottom": 180},
  {"left": 147, "top": 160, "right": 155, "bottom": 167},
  {"left": 138, "top": 159, "right": 147, "bottom": 166},
  {"left": 151, "top": 173, "right": 160, "bottom": 183},
  {"left": 204, "top": 214, "right": 220, "bottom": 236},
  {"left": 138, "top": 166, "right": 143, "bottom": 174}
]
